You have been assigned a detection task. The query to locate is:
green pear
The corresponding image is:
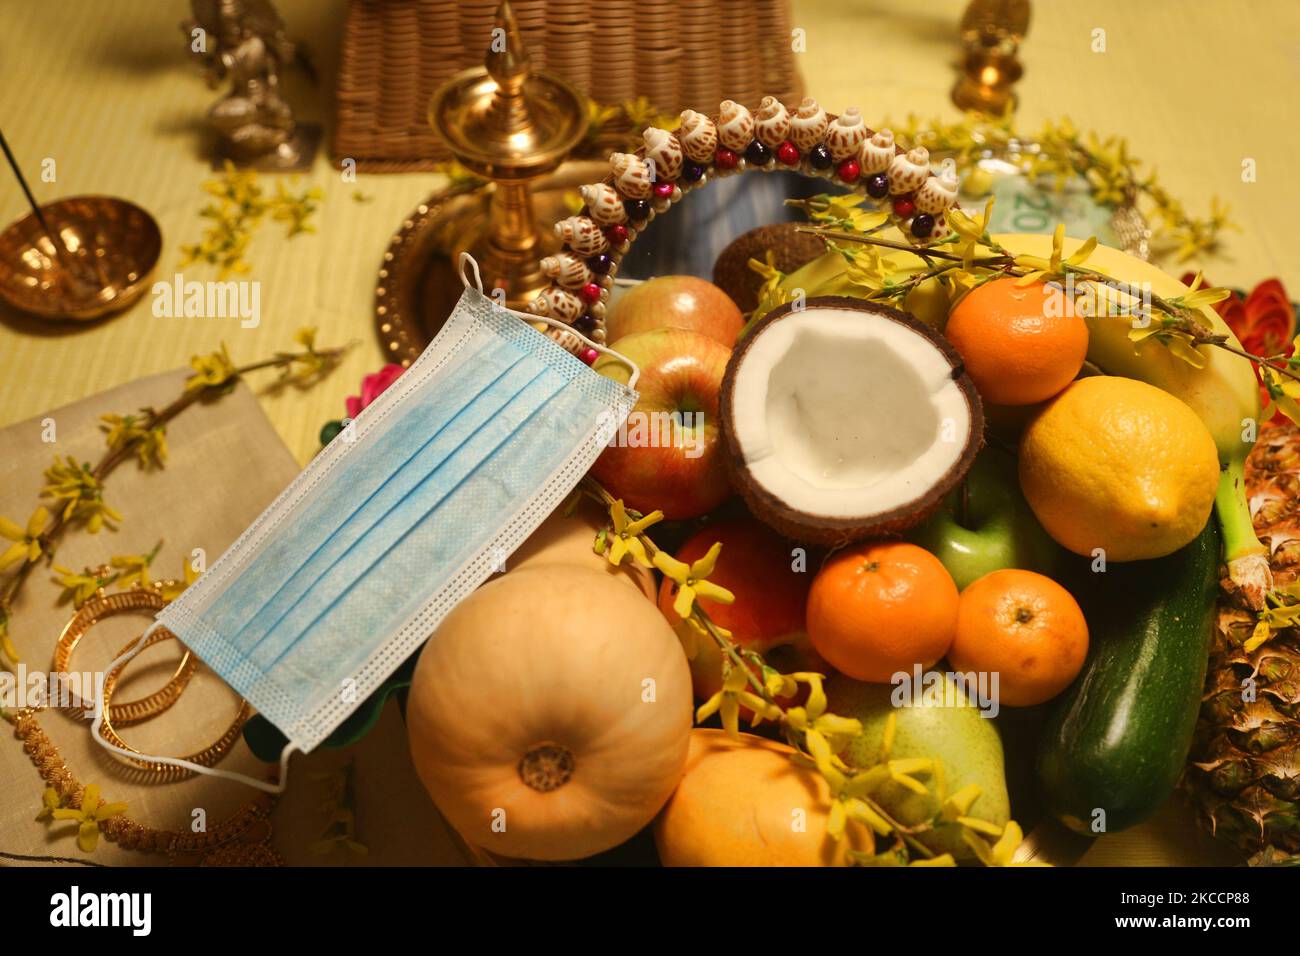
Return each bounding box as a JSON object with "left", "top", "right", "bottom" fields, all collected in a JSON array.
[
  {"left": 826, "top": 671, "right": 1010, "bottom": 859},
  {"left": 908, "top": 445, "right": 1061, "bottom": 591}
]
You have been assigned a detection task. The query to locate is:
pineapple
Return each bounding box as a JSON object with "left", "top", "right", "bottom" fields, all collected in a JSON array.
[{"left": 1186, "top": 423, "right": 1300, "bottom": 864}]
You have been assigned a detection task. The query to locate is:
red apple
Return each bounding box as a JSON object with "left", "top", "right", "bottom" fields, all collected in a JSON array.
[
  {"left": 591, "top": 329, "right": 732, "bottom": 520},
  {"left": 607, "top": 276, "right": 744, "bottom": 347},
  {"left": 657, "top": 519, "right": 823, "bottom": 704}
]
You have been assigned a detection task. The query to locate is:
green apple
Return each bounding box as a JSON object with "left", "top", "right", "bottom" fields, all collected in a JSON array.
[
  {"left": 909, "top": 445, "right": 1060, "bottom": 590},
  {"left": 826, "top": 671, "right": 1010, "bottom": 860}
]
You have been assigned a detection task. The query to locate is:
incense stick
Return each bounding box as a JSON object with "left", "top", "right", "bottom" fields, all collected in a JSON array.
[
  {"left": 0, "top": 128, "right": 58, "bottom": 243},
  {"left": 0, "top": 128, "right": 97, "bottom": 285}
]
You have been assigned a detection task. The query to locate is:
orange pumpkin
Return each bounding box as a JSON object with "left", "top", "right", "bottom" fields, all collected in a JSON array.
[{"left": 407, "top": 564, "right": 692, "bottom": 860}]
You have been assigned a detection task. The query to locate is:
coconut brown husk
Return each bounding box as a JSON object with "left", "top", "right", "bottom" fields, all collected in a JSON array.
[{"left": 712, "top": 222, "right": 828, "bottom": 314}]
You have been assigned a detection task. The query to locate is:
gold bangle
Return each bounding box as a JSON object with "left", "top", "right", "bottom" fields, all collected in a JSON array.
[
  {"left": 53, "top": 586, "right": 197, "bottom": 725},
  {"left": 96, "top": 628, "right": 251, "bottom": 778}
]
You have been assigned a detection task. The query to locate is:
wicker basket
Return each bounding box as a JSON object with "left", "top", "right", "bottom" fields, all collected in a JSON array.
[{"left": 333, "top": 0, "right": 804, "bottom": 171}]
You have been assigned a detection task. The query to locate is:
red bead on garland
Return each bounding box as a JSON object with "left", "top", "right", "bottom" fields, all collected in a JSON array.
[
  {"left": 836, "top": 159, "right": 861, "bottom": 184},
  {"left": 714, "top": 148, "right": 739, "bottom": 170},
  {"left": 776, "top": 141, "right": 800, "bottom": 166},
  {"left": 892, "top": 196, "right": 916, "bottom": 219},
  {"left": 579, "top": 282, "right": 602, "bottom": 305}
]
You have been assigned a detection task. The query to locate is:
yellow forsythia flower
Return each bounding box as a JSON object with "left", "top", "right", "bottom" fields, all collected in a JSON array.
[
  {"left": 186, "top": 344, "right": 237, "bottom": 391},
  {"left": 49, "top": 783, "right": 128, "bottom": 853},
  {"left": 0, "top": 506, "right": 48, "bottom": 570}
]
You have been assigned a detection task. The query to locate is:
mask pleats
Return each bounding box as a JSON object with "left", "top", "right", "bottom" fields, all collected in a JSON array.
[
  {"left": 208, "top": 357, "right": 547, "bottom": 657},
  {"left": 244, "top": 363, "right": 573, "bottom": 689},
  {"left": 157, "top": 286, "right": 638, "bottom": 751}
]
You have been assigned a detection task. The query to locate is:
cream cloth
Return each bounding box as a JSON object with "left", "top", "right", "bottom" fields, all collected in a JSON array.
[{"left": 0, "top": 370, "right": 464, "bottom": 866}]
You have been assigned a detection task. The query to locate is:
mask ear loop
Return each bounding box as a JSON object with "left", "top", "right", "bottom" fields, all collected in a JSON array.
[
  {"left": 89, "top": 621, "right": 295, "bottom": 795},
  {"left": 457, "top": 252, "right": 641, "bottom": 390}
]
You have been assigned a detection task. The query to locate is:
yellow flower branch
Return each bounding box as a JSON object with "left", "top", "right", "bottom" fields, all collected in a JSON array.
[
  {"left": 180, "top": 162, "right": 323, "bottom": 278},
  {"left": 579, "top": 476, "right": 1041, "bottom": 866},
  {"left": 891, "top": 112, "right": 1235, "bottom": 262},
  {"left": 0, "top": 329, "right": 351, "bottom": 672},
  {"left": 794, "top": 202, "right": 1298, "bottom": 397}
]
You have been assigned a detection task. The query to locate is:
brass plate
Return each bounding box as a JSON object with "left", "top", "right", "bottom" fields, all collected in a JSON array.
[
  {"left": 0, "top": 195, "right": 162, "bottom": 322},
  {"left": 375, "top": 160, "right": 608, "bottom": 367}
]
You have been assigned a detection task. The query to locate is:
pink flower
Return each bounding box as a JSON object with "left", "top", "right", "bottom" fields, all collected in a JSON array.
[{"left": 345, "top": 364, "right": 404, "bottom": 420}]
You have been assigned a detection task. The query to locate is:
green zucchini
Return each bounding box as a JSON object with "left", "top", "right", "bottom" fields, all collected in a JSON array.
[{"left": 1037, "top": 518, "right": 1220, "bottom": 835}]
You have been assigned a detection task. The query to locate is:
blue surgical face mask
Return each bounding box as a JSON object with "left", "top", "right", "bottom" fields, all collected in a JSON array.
[{"left": 93, "top": 255, "right": 638, "bottom": 791}]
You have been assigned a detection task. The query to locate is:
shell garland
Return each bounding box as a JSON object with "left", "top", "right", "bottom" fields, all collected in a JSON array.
[
  {"left": 825, "top": 106, "right": 867, "bottom": 162},
  {"left": 860, "top": 129, "right": 896, "bottom": 175},
  {"left": 788, "top": 97, "right": 828, "bottom": 151},
  {"left": 530, "top": 96, "right": 965, "bottom": 357},
  {"left": 754, "top": 96, "right": 790, "bottom": 148},
  {"left": 716, "top": 100, "right": 756, "bottom": 152}
]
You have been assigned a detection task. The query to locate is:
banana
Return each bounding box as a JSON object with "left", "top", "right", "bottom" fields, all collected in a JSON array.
[
  {"left": 773, "top": 248, "right": 952, "bottom": 328},
  {"left": 993, "top": 234, "right": 1268, "bottom": 605}
]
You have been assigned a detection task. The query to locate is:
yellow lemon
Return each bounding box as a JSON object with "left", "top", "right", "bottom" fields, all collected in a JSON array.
[{"left": 1019, "top": 376, "right": 1219, "bottom": 561}]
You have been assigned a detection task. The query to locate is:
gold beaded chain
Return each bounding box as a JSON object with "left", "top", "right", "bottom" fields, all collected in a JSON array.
[
  {"left": 10, "top": 705, "right": 282, "bottom": 865},
  {"left": 9, "top": 581, "right": 280, "bottom": 866},
  {"left": 0, "top": 332, "right": 350, "bottom": 867}
]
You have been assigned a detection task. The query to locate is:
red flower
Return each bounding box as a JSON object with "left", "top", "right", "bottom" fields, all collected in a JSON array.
[
  {"left": 345, "top": 364, "right": 404, "bottom": 420},
  {"left": 1183, "top": 273, "right": 1295, "bottom": 423},
  {"left": 1238, "top": 279, "right": 1294, "bottom": 357}
]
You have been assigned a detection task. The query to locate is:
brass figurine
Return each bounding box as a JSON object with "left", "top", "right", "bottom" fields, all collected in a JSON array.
[{"left": 183, "top": 0, "right": 320, "bottom": 169}]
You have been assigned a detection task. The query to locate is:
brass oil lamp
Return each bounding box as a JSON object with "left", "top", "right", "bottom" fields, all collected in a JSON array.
[
  {"left": 428, "top": 2, "right": 586, "bottom": 308},
  {"left": 952, "top": 0, "right": 1030, "bottom": 115}
]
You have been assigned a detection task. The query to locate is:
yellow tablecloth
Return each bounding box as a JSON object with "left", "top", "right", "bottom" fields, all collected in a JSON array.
[
  {"left": 2, "top": 0, "right": 1289, "bottom": 866},
  {"left": 3, "top": 0, "right": 1296, "bottom": 464}
]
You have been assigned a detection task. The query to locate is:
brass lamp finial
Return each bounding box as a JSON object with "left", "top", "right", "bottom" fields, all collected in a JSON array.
[
  {"left": 429, "top": 1, "right": 586, "bottom": 307},
  {"left": 486, "top": 2, "right": 529, "bottom": 94}
]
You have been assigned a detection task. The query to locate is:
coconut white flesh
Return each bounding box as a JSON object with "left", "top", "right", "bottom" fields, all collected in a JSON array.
[{"left": 731, "top": 306, "right": 971, "bottom": 519}]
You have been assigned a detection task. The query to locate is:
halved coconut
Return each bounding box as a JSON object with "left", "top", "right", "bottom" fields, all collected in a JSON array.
[{"left": 720, "top": 297, "right": 983, "bottom": 546}]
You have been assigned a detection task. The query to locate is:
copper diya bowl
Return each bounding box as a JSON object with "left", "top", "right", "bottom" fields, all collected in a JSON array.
[{"left": 0, "top": 195, "right": 162, "bottom": 321}]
